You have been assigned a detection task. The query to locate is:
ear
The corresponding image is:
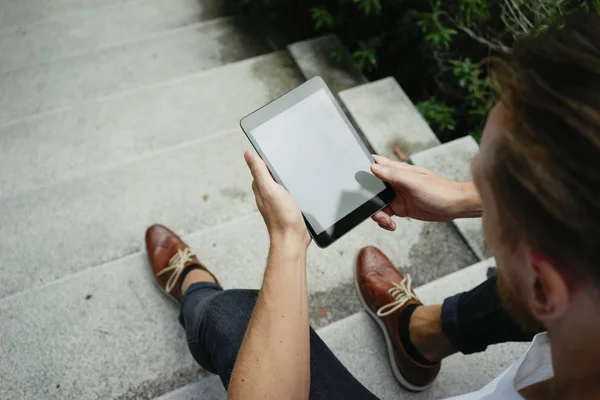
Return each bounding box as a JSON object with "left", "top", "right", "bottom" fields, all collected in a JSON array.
[{"left": 528, "top": 252, "right": 572, "bottom": 324}]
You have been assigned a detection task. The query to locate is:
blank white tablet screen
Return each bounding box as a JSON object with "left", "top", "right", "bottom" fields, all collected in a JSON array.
[{"left": 251, "top": 89, "right": 385, "bottom": 234}]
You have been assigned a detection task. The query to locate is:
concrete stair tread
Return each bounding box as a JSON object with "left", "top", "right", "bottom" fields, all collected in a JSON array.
[
  {"left": 155, "top": 259, "right": 528, "bottom": 400},
  {"left": 339, "top": 77, "right": 440, "bottom": 159},
  {"left": 0, "top": 0, "right": 224, "bottom": 72},
  {"left": 0, "top": 0, "right": 131, "bottom": 29},
  {"left": 0, "top": 16, "right": 270, "bottom": 126},
  {"left": 288, "top": 34, "right": 366, "bottom": 95},
  {"left": 0, "top": 51, "right": 302, "bottom": 197},
  {"left": 0, "top": 119, "right": 477, "bottom": 296},
  {"left": 0, "top": 206, "right": 476, "bottom": 399},
  {"left": 155, "top": 376, "right": 224, "bottom": 400},
  {"left": 410, "top": 136, "right": 485, "bottom": 259},
  {"left": 0, "top": 130, "right": 256, "bottom": 299}
]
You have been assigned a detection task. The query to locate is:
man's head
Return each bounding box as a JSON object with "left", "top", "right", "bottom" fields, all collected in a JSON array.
[{"left": 472, "top": 15, "right": 600, "bottom": 334}]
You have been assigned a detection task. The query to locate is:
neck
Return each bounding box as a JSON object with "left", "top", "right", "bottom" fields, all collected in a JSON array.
[{"left": 547, "top": 322, "right": 600, "bottom": 399}]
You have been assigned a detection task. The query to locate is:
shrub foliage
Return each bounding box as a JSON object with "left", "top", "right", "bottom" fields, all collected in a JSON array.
[{"left": 238, "top": 0, "right": 599, "bottom": 142}]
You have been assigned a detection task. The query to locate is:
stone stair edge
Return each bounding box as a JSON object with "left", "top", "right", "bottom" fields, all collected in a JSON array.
[
  {"left": 0, "top": 210, "right": 477, "bottom": 399},
  {"left": 0, "top": 129, "right": 238, "bottom": 202},
  {"left": 0, "top": 15, "right": 272, "bottom": 127},
  {"left": 0, "top": 211, "right": 258, "bottom": 304},
  {"left": 0, "top": 0, "right": 133, "bottom": 30},
  {"left": 0, "top": 167, "right": 472, "bottom": 295},
  {"left": 410, "top": 135, "right": 478, "bottom": 159},
  {"left": 1, "top": 50, "right": 289, "bottom": 130},
  {"left": 0, "top": 14, "right": 238, "bottom": 76},
  {"left": 0, "top": 51, "right": 303, "bottom": 198},
  {"left": 0, "top": 129, "right": 259, "bottom": 298},
  {"left": 409, "top": 135, "right": 485, "bottom": 260},
  {"left": 339, "top": 76, "right": 440, "bottom": 159},
  {"left": 0, "top": 0, "right": 170, "bottom": 31},
  {"left": 288, "top": 34, "right": 367, "bottom": 95},
  {"left": 0, "top": 0, "right": 225, "bottom": 73}
]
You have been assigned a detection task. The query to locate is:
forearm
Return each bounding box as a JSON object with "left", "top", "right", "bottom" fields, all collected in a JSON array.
[
  {"left": 228, "top": 236, "right": 310, "bottom": 400},
  {"left": 452, "top": 182, "right": 483, "bottom": 219}
]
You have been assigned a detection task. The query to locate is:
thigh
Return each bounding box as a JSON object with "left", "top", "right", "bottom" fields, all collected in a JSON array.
[{"left": 184, "top": 288, "right": 379, "bottom": 399}]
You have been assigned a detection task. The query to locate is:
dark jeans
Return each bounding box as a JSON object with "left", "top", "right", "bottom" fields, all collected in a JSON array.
[{"left": 179, "top": 276, "right": 536, "bottom": 399}]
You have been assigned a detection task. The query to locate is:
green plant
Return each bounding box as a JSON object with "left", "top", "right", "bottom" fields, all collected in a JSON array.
[
  {"left": 449, "top": 57, "right": 495, "bottom": 139},
  {"left": 237, "top": 0, "right": 599, "bottom": 144},
  {"left": 458, "top": 0, "right": 490, "bottom": 25},
  {"left": 416, "top": 98, "right": 456, "bottom": 135},
  {"left": 310, "top": 7, "right": 334, "bottom": 31},
  {"left": 411, "top": 0, "right": 457, "bottom": 50},
  {"left": 352, "top": 0, "right": 382, "bottom": 16},
  {"left": 352, "top": 38, "right": 380, "bottom": 71}
]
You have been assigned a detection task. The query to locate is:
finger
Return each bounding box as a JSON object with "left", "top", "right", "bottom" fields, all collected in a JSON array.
[
  {"left": 372, "top": 211, "right": 396, "bottom": 231},
  {"left": 244, "top": 151, "right": 273, "bottom": 186},
  {"left": 371, "top": 211, "right": 389, "bottom": 225},
  {"left": 372, "top": 154, "right": 398, "bottom": 167},
  {"left": 370, "top": 162, "right": 402, "bottom": 185},
  {"left": 371, "top": 162, "right": 424, "bottom": 190},
  {"left": 378, "top": 223, "right": 396, "bottom": 231}
]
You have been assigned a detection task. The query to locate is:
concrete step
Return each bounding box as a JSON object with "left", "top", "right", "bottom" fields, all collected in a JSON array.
[
  {"left": 339, "top": 77, "right": 440, "bottom": 159},
  {"left": 0, "top": 16, "right": 270, "bottom": 126},
  {"left": 0, "top": 114, "right": 477, "bottom": 296},
  {"left": 154, "top": 258, "right": 523, "bottom": 400},
  {"left": 0, "top": 0, "right": 224, "bottom": 72},
  {"left": 0, "top": 130, "right": 254, "bottom": 299},
  {"left": 0, "top": 0, "right": 131, "bottom": 28},
  {"left": 155, "top": 376, "right": 224, "bottom": 400},
  {"left": 410, "top": 136, "right": 486, "bottom": 259},
  {"left": 0, "top": 208, "right": 476, "bottom": 399},
  {"left": 288, "top": 34, "right": 366, "bottom": 95},
  {"left": 0, "top": 52, "right": 302, "bottom": 197}
]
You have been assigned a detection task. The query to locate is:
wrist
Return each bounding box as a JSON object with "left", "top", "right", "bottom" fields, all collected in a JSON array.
[
  {"left": 453, "top": 182, "right": 483, "bottom": 219},
  {"left": 269, "top": 230, "right": 310, "bottom": 252}
]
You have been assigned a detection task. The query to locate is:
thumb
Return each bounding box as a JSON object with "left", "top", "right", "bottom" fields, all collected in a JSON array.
[
  {"left": 371, "top": 163, "right": 402, "bottom": 186},
  {"left": 244, "top": 151, "right": 272, "bottom": 186},
  {"left": 371, "top": 163, "right": 420, "bottom": 192}
]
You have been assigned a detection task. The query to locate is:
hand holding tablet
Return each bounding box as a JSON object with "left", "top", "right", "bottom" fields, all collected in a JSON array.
[
  {"left": 241, "top": 77, "right": 395, "bottom": 248},
  {"left": 243, "top": 149, "right": 312, "bottom": 249}
]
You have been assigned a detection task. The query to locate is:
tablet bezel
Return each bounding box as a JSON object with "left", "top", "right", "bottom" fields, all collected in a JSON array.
[{"left": 240, "top": 76, "right": 395, "bottom": 248}]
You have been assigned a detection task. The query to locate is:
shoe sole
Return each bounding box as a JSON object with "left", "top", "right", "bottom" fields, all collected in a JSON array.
[
  {"left": 151, "top": 274, "right": 181, "bottom": 305},
  {"left": 353, "top": 265, "right": 433, "bottom": 392}
]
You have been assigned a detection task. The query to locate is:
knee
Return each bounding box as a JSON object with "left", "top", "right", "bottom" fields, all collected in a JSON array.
[
  {"left": 195, "top": 290, "right": 259, "bottom": 377},
  {"left": 202, "top": 289, "right": 259, "bottom": 339}
]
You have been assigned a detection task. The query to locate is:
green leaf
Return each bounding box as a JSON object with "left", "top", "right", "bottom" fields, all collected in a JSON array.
[
  {"left": 310, "top": 7, "right": 334, "bottom": 31},
  {"left": 416, "top": 98, "right": 456, "bottom": 133},
  {"left": 352, "top": 0, "right": 382, "bottom": 16},
  {"left": 352, "top": 38, "right": 380, "bottom": 71}
]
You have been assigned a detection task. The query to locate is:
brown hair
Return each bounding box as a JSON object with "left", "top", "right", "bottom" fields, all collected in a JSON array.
[{"left": 490, "top": 14, "right": 600, "bottom": 283}]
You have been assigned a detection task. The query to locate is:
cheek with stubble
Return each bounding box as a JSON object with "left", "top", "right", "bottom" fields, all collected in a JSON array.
[
  {"left": 482, "top": 202, "right": 544, "bottom": 334},
  {"left": 495, "top": 250, "right": 545, "bottom": 334}
]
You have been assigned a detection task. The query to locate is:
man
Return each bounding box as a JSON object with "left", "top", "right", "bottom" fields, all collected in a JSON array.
[{"left": 145, "top": 15, "right": 600, "bottom": 399}]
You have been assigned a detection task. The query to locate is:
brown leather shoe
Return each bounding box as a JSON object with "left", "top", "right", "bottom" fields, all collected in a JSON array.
[
  {"left": 146, "top": 224, "right": 218, "bottom": 303},
  {"left": 355, "top": 246, "right": 440, "bottom": 391}
]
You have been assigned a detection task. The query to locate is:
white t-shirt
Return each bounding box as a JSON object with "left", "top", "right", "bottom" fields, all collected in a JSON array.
[{"left": 447, "top": 333, "right": 553, "bottom": 399}]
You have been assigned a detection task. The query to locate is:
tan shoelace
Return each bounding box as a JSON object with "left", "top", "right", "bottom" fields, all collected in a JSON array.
[
  {"left": 157, "top": 247, "right": 196, "bottom": 293},
  {"left": 376, "top": 275, "right": 417, "bottom": 317}
]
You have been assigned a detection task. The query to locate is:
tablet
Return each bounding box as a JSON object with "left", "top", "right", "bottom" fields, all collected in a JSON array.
[{"left": 240, "top": 76, "right": 395, "bottom": 248}]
